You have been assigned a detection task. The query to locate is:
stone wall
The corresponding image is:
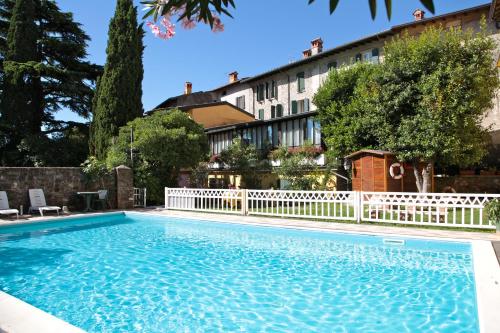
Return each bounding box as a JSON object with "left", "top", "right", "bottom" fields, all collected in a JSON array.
[
  {"left": 0, "top": 166, "right": 134, "bottom": 212},
  {"left": 434, "top": 175, "right": 500, "bottom": 194}
]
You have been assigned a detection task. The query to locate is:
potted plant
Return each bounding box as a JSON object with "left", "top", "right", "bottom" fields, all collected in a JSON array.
[{"left": 486, "top": 199, "right": 500, "bottom": 233}]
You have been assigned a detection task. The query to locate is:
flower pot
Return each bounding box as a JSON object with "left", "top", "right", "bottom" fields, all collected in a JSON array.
[
  {"left": 480, "top": 170, "right": 496, "bottom": 176},
  {"left": 459, "top": 170, "right": 475, "bottom": 176}
]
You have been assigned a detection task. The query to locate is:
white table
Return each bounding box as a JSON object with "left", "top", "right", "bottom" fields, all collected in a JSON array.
[{"left": 77, "top": 192, "right": 99, "bottom": 212}]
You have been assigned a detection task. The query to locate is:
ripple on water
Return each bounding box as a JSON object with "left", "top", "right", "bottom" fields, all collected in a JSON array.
[{"left": 0, "top": 215, "right": 478, "bottom": 333}]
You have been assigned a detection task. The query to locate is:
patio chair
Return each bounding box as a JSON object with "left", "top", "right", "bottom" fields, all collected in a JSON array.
[
  {"left": 0, "top": 191, "right": 19, "bottom": 219},
  {"left": 28, "top": 189, "right": 61, "bottom": 216},
  {"left": 94, "top": 190, "right": 109, "bottom": 210}
]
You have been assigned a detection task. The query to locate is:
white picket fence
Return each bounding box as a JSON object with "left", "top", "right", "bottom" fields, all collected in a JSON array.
[{"left": 165, "top": 188, "right": 500, "bottom": 229}]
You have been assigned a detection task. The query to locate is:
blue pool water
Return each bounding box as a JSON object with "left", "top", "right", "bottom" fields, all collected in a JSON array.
[{"left": 0, "top": 213, "right": 478, "bottom": 332}]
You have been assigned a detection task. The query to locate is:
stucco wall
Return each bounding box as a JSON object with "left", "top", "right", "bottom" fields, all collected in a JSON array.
[{"left": 216, "top": 8, "right": 500, "bottom": 143}]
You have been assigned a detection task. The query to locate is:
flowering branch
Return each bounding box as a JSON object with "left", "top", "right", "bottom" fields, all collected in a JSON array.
[{"left": 141, "top": 0, "right": 232, "bottom": 40}]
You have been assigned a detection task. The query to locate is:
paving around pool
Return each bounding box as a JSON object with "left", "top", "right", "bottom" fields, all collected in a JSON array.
[{"left": 0, "top": 210, "right": 499, "bottom": 332}]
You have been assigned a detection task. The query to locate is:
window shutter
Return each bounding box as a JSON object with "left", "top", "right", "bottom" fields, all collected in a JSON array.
[
  {"left": 277, "top": 104, "right": 283, "bottom": 117},
  {"left": 275, "top": 83, "right": 278, "bottom": 99},
  {"left": 259, "top": 109, "right": 264, "bottom": 120},
  {"left": 271, "top": 106, "right": 276, "bottom": 119},
  {"left": 297, "top": 72, "right": 305, "bottom": 92},
  {"left": 291, "top": 101, "right": 298, "bottom": 114},
  {"left": 265, "top": 82, "right": 269, "bottom": 99},
  {"left": 304, "top": 98, "right": 310, "bottom": 113}
]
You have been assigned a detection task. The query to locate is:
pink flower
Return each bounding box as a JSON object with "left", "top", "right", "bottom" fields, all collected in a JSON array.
[
  {"left": 212, "top": 16, "right": 224, "bottom": 33},
  {"left": 181, "top": 17, "right": 196, "bottom": 30}
]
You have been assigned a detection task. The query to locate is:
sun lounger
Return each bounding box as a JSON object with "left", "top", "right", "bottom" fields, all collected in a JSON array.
[
  {"left": 28, "top": 189, "right": 60, "bottom": 216},
  {"left": 0, "top": 191, "right": 19, "bottom": 219}
]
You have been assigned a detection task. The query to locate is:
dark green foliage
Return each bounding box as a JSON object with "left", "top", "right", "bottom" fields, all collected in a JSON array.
[
  {"left": 17, "top": 123, "right": 90, "bottom": 166},
  {"left": 218, "top": 138, "right": 270, "bottom": 189},
  {"left": 106, "top": 110, "right": 208, "bottom": 203},
  {"left": 0, "top": 0, "right": 101, "bottom": 166},
  {"left": 315, "top": 24, "right": 499, "bottom": 192},
  {"left": 314, "top": 63, "right": 380, "bottom": 160},
  {"left": 271, "top": 144, "right": 320, "bottom": 190},
  {"left": 0, "top": 0, "right": 38, "bottom": 164},
  {"left": 90, "top": 0, "right": 144, "bottom": 160}
]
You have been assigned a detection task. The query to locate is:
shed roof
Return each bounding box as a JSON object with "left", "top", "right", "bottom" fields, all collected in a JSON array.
[{"left": 345, "top": 149, "right": 395, "bottom": 159}]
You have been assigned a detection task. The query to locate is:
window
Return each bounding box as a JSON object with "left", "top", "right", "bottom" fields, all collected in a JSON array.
[
  {"left": 363, "top": 48, "right": 379, "bottom": 64},
  {"left": 297, "top": 72, "right": 305, "bottom": 93},
  {"left": 313, "top": 120, "right": 321, "bottom": 145},
  {"left": 271, "top": 80, "right": 278, "bottom": 99},
  {"left": 327, "top": 61, "right": 337, "bottom": 71},
  {"left": 355, "top": 53, "right": 362, "bottom": 62},
  {"left": 276, "top": 104, "right": 283, "bottom": 117},
  {"left": 291, "top": 100, "right": 298, "bottom": 114},
  {"left": 258, "top": 109, "right": 264, "bottom": 120},
  {"left": 256, "top": 84, "right": 265, "bottom": 101},
  {"left": 296, "top": 98, "right": 310, "bottom": 114},
  {"left": 265, "top": 82, "right": 269, "bottom": 99},
  {"left": 271, "top": 105, "right": 276, "bottom": 119},
  {"left": 236, "top": 95, "right": 245, "bottom": 109},
  {"left": 371, "top": 48, "right": 379, "bottom": 63}
]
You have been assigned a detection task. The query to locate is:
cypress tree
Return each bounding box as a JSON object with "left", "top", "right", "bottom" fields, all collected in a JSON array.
[
  {"left": 90, "top": 0, "right": 144, "bottom": 159},
  {"left": 0, "top": 0, "right": 38, "bottom": 164}
]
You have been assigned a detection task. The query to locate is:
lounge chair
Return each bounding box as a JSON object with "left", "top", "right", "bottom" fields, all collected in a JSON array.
[
  {"left": 28, "top": 189, "right": 60, "bottom": 216},
  {"left": 0, "top": 191, "right": 19, "bottom": 219}
]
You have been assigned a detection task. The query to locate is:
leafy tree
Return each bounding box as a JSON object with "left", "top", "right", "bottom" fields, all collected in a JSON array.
[
  {"left": 218, "top": 138, "right": 269, "bottom": 188},
  {"left": 17, "top": 124, "right": 90, "bottom": 167},
  {"left": 90, "top": 0, "right": 144, "bottom": 160},
  {"left": 106, "top": 110, "right": 208, "bottom": 203},
  {"left": 0, "top": 0, "right": 101, "bottom": 166},
  {"left": 314, "top": 63, "right": 380, "bottom": 160},
  {"left": 270, "top": 144, "right": 321, "bottom": 190},
  {"left": 0, "top": 0, "right": 38, "bottom": 164},
  {"left": 316, "top": 24, "right": 499, "bottom": 192},
  {"left": 376, "top": 24, "right": 498, "bottom": 192}
]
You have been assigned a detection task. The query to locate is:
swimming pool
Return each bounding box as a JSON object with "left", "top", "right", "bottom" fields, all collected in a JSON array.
[{"left": 0, "top": 212, "right": 479, "bottom": 332}]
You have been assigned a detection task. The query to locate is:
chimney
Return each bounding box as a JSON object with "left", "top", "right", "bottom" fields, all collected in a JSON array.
[
  {"left": 302, "top": 49, "right": 312, "bottom": 59},
  {"left": 184, "top": 82, "right": 192, "bottom": 95},
  {"left": 310, "top": 38, "right": 323, "bottom": 55},
  {"left": 413, "top": 9, "right": 425, "bottom": 21},
  {"left": 228, "top": 71, "right": 238, "bottom": 83}
]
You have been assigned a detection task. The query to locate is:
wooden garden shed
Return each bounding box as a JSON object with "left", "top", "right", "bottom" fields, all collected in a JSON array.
[{"left": 346, "top": 150, "right": 434, "bottom": 192}]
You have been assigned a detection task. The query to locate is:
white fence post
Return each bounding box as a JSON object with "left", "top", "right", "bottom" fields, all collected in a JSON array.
[
  {"left": 241, "top": 189, "right": 248, "bottom": 216},
  {"left": 356, "top": 191, "right": 362, "bottom": 224},
  {"left": 164, "top": 187, "right": 169, "bottom": 209}
]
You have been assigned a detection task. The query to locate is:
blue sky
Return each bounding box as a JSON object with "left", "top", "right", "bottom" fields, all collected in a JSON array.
[{"left": 57, "top": 0, "right": 488, "bottom": 122}]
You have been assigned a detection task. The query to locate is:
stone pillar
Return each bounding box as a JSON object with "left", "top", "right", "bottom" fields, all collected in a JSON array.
[{"left": 115, "top": 165, "right": 134, "bottom": 209}]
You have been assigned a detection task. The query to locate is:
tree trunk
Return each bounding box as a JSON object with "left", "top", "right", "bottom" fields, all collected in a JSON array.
[{"left": 412, "top": 161, "right": 433, "bottom": 193}]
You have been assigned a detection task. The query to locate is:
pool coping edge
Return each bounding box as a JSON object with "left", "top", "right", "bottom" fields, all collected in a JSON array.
[
  {"left": 1, "top": 211, "right": 499, "bottom": 333},
  {"left": 0, "top": 291, "right": 85, "bottom": 333}
]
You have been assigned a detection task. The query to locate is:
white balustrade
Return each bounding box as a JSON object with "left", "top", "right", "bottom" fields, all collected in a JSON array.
[
  {"left": 165, "top": 188, "right": 244, "bottom": 214},
  {"left": 361, "top": 192, "right": 500, "bottom": 229},
  {"left": 246, "top": 190, "right": 358, "bottom": 221},
  {"left": 164, "top": 188, "right": 499, "bottom": 229}
]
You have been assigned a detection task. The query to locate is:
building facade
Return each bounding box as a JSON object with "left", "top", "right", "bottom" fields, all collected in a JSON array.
[{"left": 154, "top": 3, "right": 500, "bottom": 189}]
